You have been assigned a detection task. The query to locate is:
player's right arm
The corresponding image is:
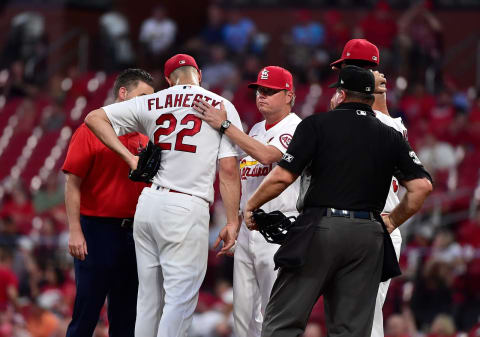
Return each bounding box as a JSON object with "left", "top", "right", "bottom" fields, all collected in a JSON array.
[
  {"left": 194, "top": 100, "right": 282, "bottom": 165},
  {"left": 65, "top": 173, "right": 87, "bottom": 260},
  {"left": 85, "top": 107, "right": 139, "bottom": 170}
]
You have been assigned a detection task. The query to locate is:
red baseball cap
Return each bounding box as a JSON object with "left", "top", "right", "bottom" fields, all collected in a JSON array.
[
  {"left": 248, "top": 66, "right": 294, "bottom": 92},
  {"left": 164, "top": 54, "right": 200, "bottom": 78},
  {"left": 330, "top": 39, "right": 379, "bottom": 68}
]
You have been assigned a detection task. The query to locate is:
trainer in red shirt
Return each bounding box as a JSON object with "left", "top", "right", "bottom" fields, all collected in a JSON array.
[
  {"left": 63, "top": 124, "right": 147, "bottom": 218},
  {"left": 62, "top": 69, "right": 154, "bottom": 337}
]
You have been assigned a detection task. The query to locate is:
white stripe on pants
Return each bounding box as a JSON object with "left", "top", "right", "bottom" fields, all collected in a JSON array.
[
  {"left": 133, "top": 187, "right": 210, "bottom": 337},
  {"left": 233, "top": 223, "right": 279, "bottom": 337},
  {"left": 371, "top": 228, "right": 402, "bottom": 337}
]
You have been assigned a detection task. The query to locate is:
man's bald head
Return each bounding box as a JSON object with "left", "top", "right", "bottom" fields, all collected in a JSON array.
[{"left": 166, "top": 66, "right": 201, "bottom": 86}]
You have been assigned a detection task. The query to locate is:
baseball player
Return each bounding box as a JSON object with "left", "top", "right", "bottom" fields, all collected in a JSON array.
[
  {"left": 84, "top": 54, "right": 242, "bottom": 337},
  {"left": 331, "top": 39, "right": 405, "bottom": 337},
  {"left": 63, "top": 69, "right": 154, "bottom": 337},
  {"left": 193, "top": 66, "right": 301, "bottom": 337}
]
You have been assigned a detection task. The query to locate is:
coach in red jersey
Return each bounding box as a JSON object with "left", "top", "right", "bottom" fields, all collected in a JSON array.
[{"left": 63, "top": 69, "right": 154, "bottom": 337}]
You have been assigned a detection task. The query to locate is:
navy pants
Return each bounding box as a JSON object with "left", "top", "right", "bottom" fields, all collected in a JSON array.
[{"left": 66, "top": 216, "right": 138, "bottom": 337}]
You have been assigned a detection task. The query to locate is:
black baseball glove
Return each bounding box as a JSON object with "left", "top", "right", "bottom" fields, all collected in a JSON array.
[
  {"left": 128, "top": 141, "right": 162, "bottom": 182},
  {"left": 252, "top": 209, "right": 296, "bottom": 245}
]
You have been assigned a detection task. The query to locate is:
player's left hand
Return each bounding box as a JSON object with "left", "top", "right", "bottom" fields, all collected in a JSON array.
[
  {"left": 193, "top": 99, "right": 227, "bottom": 131},
  {"left": 214, "top": 223, "right": 238, "bottom": 257},
  {"left": 244, "top": 209, "right": 258, "bottom": 231}
]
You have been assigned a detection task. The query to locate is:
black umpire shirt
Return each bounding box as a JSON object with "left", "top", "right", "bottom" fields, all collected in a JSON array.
[{"left": 279, "top": 102, "right": 432, "bottom": 213}]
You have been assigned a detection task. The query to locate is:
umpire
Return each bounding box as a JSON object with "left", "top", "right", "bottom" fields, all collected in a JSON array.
[{"left": 244, "top": 65, "right": 433, "bottom": 337}]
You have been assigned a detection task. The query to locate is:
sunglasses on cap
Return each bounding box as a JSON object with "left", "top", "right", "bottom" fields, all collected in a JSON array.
[{"left": 256, "top": 87, "right": 284, "bottom": 97}]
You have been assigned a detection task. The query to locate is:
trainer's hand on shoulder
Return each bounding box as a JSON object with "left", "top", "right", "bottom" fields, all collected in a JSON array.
[
  {"left": 214, "top": 223, "right": 238, "bottom": 257},
  {"left": 193, "top": 99, "right": 227, "bottom": 131},
  {"left": 69, "top": 228, "right": 88, "bottom": 260}
]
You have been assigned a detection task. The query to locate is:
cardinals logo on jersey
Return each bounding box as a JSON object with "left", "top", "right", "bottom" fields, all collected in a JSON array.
[
  {"left": 279, "top": 134, "right": 293, "bottom": 149},
  {"left": 240, "top": 159, "right": 272, "bottom": 180}
]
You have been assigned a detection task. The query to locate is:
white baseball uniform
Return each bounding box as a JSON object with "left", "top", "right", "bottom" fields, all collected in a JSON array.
[
  {"left": 234, "top": 113, "right": 301, "bottom": 337},
  {"left": 103, "top": 84, "right": 242, "bottom": 337},
  {"left": 371, "top": 111, "right": 407, "bottom": 337}
]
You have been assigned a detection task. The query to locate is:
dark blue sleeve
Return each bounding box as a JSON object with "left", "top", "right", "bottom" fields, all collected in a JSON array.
[{"left": 278, "top": 117, "right": 318, "bottom": 176}]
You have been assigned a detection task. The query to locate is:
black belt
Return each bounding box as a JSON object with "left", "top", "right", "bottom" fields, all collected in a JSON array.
[
  {"left": 323, "top": 208, "right": 375, "bottom": 220},
  {"left": 82, "top": 216, "right": 134, "bottom": 229},
  {"left": 154, "top": 185, "right": 192, "bottom": 196}
]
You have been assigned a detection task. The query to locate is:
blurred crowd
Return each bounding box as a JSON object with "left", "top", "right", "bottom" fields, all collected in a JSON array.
[{"left": 0, "top": 1, "right": 480, "bottom": 336}]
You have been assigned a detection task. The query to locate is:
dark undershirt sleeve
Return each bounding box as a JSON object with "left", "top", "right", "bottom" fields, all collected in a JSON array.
[{"left": 278, "top": 117, "right": 318, "bottom": 176}]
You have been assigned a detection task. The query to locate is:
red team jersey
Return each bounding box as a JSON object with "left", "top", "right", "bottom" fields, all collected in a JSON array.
[{"left": 62, "top": 123, "right": 148, "bottom": 218}]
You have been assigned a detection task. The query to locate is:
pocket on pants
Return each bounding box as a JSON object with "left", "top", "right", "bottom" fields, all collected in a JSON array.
[
  {"left": 164, "top": 203, "right": 192, "bottom": 214},
  {"left": 159, "top": 200, "right": 197, "bottom": 243}
]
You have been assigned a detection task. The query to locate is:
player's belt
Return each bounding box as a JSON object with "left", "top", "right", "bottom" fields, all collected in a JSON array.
[
  {"left": 323, "top": 208, "right": 375, "bottom": 220},
  {"left": 153, "top": 184, "right": 192, "bottom": 196}
]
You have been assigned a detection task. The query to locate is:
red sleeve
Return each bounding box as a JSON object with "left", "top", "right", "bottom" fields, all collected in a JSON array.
[
  {"left": 1, "top": 268, "right": 19, "bottom": 290},
  {"left": 62, "top": 124, "right": 95, "bottom": 178},
  {"left": 139, "top": 134, "right": 149, "bottom": 149}
]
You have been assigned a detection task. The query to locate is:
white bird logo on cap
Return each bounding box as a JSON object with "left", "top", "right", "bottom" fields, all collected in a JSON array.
[
  {"left": 179, "top": 60, "right": 186, "bottom": 64},
  {"left": 261, "top": 69, "right": 269, "bottom": 80}
]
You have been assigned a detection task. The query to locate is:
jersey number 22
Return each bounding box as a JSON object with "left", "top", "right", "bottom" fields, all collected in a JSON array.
[{"left": 154, "top": 113, "right": 202, "bottom": 153}]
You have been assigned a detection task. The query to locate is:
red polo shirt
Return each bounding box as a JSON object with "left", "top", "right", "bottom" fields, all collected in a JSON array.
[{"left": 62, "top": 123, "right": 148, "bottom": 218}]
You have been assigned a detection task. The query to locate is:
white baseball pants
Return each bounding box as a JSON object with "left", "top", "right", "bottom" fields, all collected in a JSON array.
[
  {"left": 371, "top": 228, "right": 402, "bottom": 337},
  {"left": 233, "top": 223, "right": 280, "bottom": 337},
  {"left": 133, "top": 187, "right": 210, "bottom": 337}
]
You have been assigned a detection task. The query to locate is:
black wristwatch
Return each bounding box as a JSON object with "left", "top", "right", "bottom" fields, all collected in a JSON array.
[{"left": 219, "top": 120, "right": 231, "bottom": 134}]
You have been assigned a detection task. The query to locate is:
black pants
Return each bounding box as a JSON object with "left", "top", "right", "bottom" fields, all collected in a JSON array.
[
  {"left": 66, "top": 216, "right": 138, "bottom": 337},
  {"left": 262, "top": 216, "right": 384, "bottom": 337}
]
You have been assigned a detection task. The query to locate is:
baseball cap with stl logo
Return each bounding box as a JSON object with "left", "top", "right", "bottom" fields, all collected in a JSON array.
[
  {"left": 164, "top": 54, "right": 200, "bottom": 78},
  {"left": 330, "top": 39, "right": 379, "bottom": 68},
  {"left": 248, "top": 66, "right": 294, "bottom": 92}
]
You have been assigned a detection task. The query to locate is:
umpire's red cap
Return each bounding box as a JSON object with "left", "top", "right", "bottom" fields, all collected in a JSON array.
[
  {"left": 330, "top": 39, "right": 379, "bottom": 69},
  {"left": 248, "top": 66, "right": 294, "bottom": 92},
  {"left": 164, "top": 54, "right": 200, "bottom": 78}
]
